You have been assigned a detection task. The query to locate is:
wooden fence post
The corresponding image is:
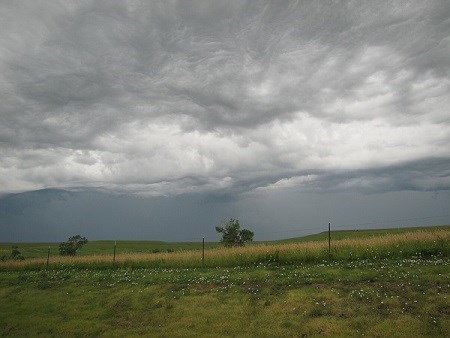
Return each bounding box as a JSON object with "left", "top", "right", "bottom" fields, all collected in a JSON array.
[
  {"left": 328, "top": 222, "right": 331, "bottom": 258},
  {"left": 46, "top": 246, "right": 50, "bottom": 268},
  {"left": 202, "top": 237, "right": 205, "bottom": 268},
  {"left": 113, "top": 241, "right": 116, "bottom": 267}
]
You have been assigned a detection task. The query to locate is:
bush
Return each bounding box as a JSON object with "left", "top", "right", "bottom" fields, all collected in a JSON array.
[
  {"left": 59, "top": 235, "right": 88, "bottom": 256},
  {"left": 11, "top": 246, "right": 24, "bottom": 260},
  {"left": 1, "top": 246, "right": 25, "bottom": 261}
]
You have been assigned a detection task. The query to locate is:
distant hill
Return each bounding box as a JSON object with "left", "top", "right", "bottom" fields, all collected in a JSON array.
[
  {"left": 2, "top": 224, "right": 449, "bottom": 259},
  {"left": 271, "top": 224, "right": 450, "bottom": 243}
]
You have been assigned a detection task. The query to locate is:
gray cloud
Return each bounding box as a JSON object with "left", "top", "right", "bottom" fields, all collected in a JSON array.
[
  {"left": 1, "top": 188, "right": 449, "bottom": 242},
  {"left": 1, "top": 1, "right": 450, "bottom": 196}
]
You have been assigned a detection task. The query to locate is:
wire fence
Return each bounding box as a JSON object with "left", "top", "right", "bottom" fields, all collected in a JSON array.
[{"left": 2, "top": 213, "right": 449, "bottom": 258}]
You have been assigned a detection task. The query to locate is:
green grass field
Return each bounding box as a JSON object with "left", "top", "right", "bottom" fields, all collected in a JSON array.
[
  {"left": 2, "top": 224, "right": 448, "bottom": 261},
  {"left": 274, "top": 224, "right": 450, "bottom": 243},
  {"left": 0, "top": 240, "right": 221, "bottom": 260},
  {"left": 1, "top": 224, "right": 449, "bottom": 336}
]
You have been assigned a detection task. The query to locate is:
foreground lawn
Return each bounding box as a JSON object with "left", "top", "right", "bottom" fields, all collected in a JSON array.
[{"left": 1, "top": 256, "right": 449, "bottom": 337}]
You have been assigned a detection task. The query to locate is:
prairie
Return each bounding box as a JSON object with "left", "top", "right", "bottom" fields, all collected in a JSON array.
[
  {"left": 0, "top": 225, "right": 449, "bottom": 337},
  {"left": 1, "top": 225, "right": 448, "bottom": 270}
]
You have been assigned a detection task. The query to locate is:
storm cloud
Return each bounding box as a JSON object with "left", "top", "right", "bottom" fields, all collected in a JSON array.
[
  {"left": 1, "top": 0, "right": 450, "bottom": 243},
  {"left": 1, "top": 1, "right": 449, "bottom": 197}
]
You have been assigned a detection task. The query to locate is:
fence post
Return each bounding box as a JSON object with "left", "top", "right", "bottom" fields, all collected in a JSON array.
[
  {"left": 202, "top": 237, "right": 205, "bottom": 268},
  {"left": 46, "top": 246, "right": 50, "bottom": 268},
  {"left": 328, "top": 222, "right": 331, "bottom": 258},
  {"left": 113, "top": 241, "right": 116, "bottom": 267}
]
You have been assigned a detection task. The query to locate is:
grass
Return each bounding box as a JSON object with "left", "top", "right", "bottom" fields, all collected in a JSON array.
[
  {"left": 275, "top": 224, "right": 450, "bottom": 243},
  {"left": 0, "top": 240, "right": 221, "bottom": 260},
  {"left": 0, "top": 256, "right": 448, "bottom": 336},
  {"left": 3, "top": 224, "right": 446, "bottom": 260},
  {"left": 0, "top": 224, "right": 449, "bottom": 336},
  {"left": 1, "top": 225, "right": 448, "bottom": 270}
]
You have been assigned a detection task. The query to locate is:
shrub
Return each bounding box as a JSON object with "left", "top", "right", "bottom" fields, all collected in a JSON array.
[
  {"left": 11, "top": 246, "right": 24, "bottom": 260},
  {"left": 59, "top": 235, "right": 88, "bottom": 256}
]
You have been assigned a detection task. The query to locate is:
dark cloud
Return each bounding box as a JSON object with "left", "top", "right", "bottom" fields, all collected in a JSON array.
[
  {"left": 1, "top": 188, "right": 449, "bottom": 242},
  {"left": 0, "top": 188, "right": 238, "bottom": 242},
  {"left": 0, "top": 0, "right": 449, "bottom": 197},
  {"left": 304, "top": 157, "right": 450, "bottom": 194}
]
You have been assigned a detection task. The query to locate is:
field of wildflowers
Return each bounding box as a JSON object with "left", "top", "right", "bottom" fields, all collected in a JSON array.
[{"left": 1, "top": 255, "right": 448, "bottom": 336}]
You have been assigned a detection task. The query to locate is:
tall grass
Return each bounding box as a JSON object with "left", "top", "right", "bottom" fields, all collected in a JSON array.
[{"left": 1, "top": 229, "right": 448, "bottom": 270}]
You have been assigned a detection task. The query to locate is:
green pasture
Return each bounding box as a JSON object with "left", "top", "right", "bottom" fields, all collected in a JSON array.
[
  {"left": 275, "top": 224, "right": 450, "bottom": 243},
  {"left": 1, "top": 224, "right": 448, "bottom": 260},
  {"left": 0, "top": 240, "right": 221, "bottom": 259},
  {"left": 1, "top": 257, "right": 448, "bottom": 337},
  {"left": 0, "top": 224, "right": 449, "bottom": 336}
]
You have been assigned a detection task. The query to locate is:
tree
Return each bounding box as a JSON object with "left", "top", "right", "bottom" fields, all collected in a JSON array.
[
  {"left": 59, "top": 235, "right": 88, "bottom": 256},
  {"left": 1, "top": 246, "right": 24, "bottom": 261},
  {"left": 215, "top": 218, "right": 254, "bottom": 247},
  {"left": 11, "top": 246, "right": 24, "bottom": 260}
]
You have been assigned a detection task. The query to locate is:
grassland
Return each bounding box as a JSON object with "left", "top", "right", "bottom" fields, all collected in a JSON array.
[
  {"left": 0, "top": 240, "right": 221, "bottom": 260},
  {"left": 0, "top": 225, "right": 449, "bottom": 337},
  {"left": 3, "top": 225, "right": 446, "bottom": 261},
  {"left": 1, "top": 225, "right": 448, "bottom": 270},
  {"left": 274, "top": 224, "right": 450, "bottom": 243}
]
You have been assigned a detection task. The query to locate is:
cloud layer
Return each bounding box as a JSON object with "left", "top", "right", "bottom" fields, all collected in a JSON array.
[{"left": 1, "top": 1, "right": 450, "bottom": 196}]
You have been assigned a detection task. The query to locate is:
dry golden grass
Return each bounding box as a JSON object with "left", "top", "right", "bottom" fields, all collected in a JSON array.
[{"left": 1, "top": 228, "right": 448, "bottom": 269}]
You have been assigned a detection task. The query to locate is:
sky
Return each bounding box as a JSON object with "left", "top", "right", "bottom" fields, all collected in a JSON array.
[{"left": 1, "top": 1, "right": 450, "bottom": 242}]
